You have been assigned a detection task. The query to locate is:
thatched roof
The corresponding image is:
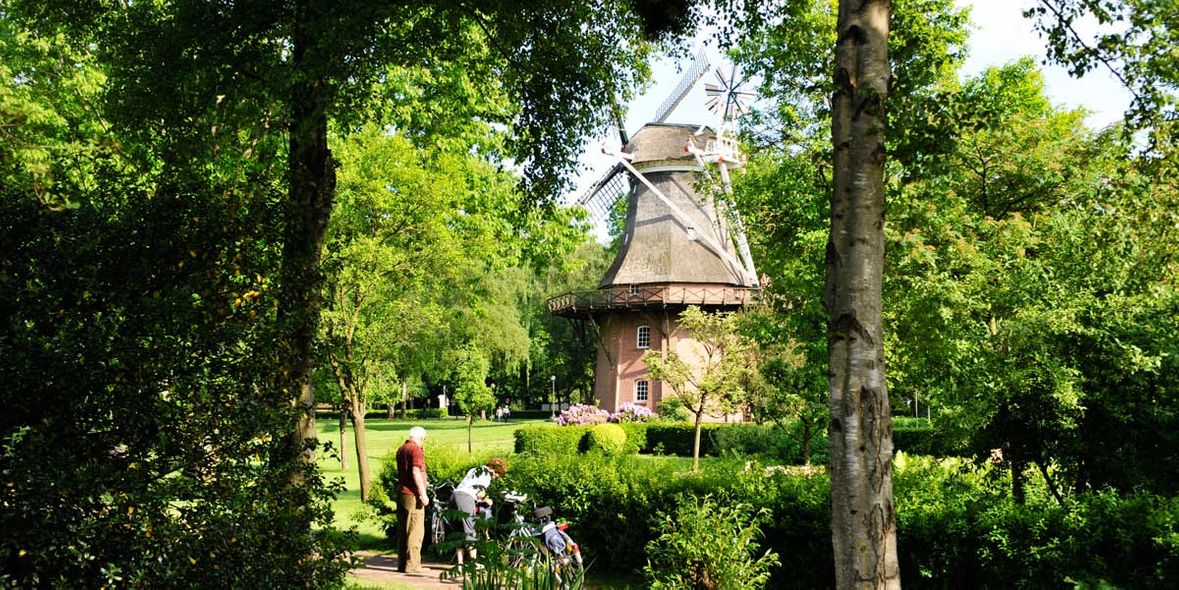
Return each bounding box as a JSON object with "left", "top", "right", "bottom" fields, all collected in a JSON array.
[{"left": 598, "top": 123, "right": 752, "bottom": 289}]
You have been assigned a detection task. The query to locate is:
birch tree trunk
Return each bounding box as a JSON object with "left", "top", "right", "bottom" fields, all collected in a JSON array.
[{"left": 827, "top": 1, "right": 900, "bottom": 588}]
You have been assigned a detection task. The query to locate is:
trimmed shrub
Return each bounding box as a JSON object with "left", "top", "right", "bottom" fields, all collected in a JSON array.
[
  {"left": 584, "top": 423, "right": 628, "bottom": 455},
  {"left": 713, "top": 423, "right": 798, "bottom": 460},
  {"left": 618, "top": 422, "right": 648, "bottom": 454},
  {"left": 513, "top": 424, "right": 589, "bottom": 455},
  {"left": 644, "top": 423, "right": 723, "bottom": 456},
  {"left": 892, "top": 422, "right": 941, "bottom": 456}
]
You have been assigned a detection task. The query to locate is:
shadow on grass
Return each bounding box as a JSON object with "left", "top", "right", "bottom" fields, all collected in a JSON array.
[
  {"left": 361, "top": 419, "right": 531, "bottom": 432},
  {"left": 355, "top": 530, "right": 391, "bottom": 552}
]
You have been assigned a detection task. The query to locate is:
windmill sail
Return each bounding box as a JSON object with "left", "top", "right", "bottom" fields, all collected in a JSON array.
[
  {"left": 574, "top": 162, "right": 628, "bottom": 221},
  {"left": 573, "top": 49, "right": 711, "bottom": 222}
]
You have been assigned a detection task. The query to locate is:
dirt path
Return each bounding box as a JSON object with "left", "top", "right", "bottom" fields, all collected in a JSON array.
[{"left": 350, "top": 552, "right": 463, "bottom": 589}]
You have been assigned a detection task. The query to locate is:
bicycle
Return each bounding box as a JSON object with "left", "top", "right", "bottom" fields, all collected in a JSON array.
[
  {"left": 500, "top": 493, "right": 585, "bottom": 589},
  {"left": 426, "top": 480, "right": 455, "bottom": 555},
  {"left": 428, "top": 480, "right": 494, "bottom": 559}
]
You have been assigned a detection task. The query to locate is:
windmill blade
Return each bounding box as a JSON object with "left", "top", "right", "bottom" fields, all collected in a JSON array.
[
  {"left": 651, "top": 47, "right": 711, "bottom": 124},
  {"left": 574, "top": 163, "right": 629, "bottom": 221}
]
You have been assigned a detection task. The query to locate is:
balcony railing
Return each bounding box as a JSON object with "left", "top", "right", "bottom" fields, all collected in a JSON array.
[{"left": 547, "top": 285, "right": 759, "bottom": 317}]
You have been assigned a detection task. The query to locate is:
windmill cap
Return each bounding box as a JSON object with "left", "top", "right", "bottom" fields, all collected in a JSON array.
[{"left": 626, "top": 123, "right": 715, "bottom": 166}]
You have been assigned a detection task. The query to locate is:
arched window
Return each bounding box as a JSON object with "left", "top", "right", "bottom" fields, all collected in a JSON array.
[
  {"left": 635, "top": 380, "right": 649, "bottom": 403},
  {"left": 636, "top": 325, "right": 651, "bottom": 349}
]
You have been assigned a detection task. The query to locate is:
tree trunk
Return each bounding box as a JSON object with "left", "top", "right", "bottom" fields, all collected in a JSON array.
[
  {"left": 692, "top": 406, "right": 704, "bottom": 472},
  {"left": 339, "top": 407, "right": 348, "bottom": 471},
  {"left": 466, "top": 415, "right": 473, "bottom": 454},
  {"left": 1011, "top": 447, "right": 1026, "bottom": 505},
  {"left": 278, "top": 9, "right": 336, "bottom": 480},
  {"left": 400, "top": 380, "right": 408, "bottom": 419},
  {"left": 826, "top": 1, "right": 900, "bottom": 588},
  {"left": 386, "top": 403, "right": 394, "bottom": 420},
  {"left": 350, "top": 395, "right": 372, "bottom": 502},
  {"left": 802, "top": 418, "right": 815, "bottom": 466}
]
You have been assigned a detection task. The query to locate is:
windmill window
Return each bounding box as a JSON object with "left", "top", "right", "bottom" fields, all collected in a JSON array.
[
  {"left": 628, "top": 284, "right": 640, "bottom": 297},
  {"left": 636, "top": 325, "right": 651, "bottom": 349},
  {"left": 635, "top": 380, "right": 649, "bottom": 403}
]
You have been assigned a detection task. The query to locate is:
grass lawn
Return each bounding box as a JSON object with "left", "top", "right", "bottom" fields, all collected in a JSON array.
[{"left": 316, "top": 416, "right": 543, "bottom": 549}]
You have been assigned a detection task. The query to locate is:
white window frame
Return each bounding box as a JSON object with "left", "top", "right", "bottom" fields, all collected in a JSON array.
[
  {"left": 635, "top": 380, "right": 649, "bottom": 403},
  {"left": 636, "top": 325, "right": 651, "bottom": 349},
  {"left": 628, "top": 284, "right": 640, "bottom": 296}
]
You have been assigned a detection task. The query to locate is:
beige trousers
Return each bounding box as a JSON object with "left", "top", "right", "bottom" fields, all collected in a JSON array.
[{"left": 397, "top": 493, "right": 425, "bottom": 572}]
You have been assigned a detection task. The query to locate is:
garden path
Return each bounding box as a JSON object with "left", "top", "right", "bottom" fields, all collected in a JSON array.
[{"left": 351, "top": 552, "right": 462, "bottom": 589}]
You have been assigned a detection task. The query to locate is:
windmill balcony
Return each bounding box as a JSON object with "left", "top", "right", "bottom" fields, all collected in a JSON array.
[{"left": 547, "top": 284, "right": 759, "bottom": 318}]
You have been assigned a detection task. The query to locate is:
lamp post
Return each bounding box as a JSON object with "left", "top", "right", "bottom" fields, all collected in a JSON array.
[{"left": 550, "top": 375, "right": 556, "bottom": 419}]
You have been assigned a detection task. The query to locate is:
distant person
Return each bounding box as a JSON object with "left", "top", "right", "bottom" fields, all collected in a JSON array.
[
  {"left": 396, "top": 426, "right": 429, "bottom": 574},
  {"left": 453, "top": 458, "right": 508, "bottom": 566}
]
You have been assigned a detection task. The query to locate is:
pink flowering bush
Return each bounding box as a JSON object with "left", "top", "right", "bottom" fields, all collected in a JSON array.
[
  {"left": 610, "top": 402, "right": 656, "bottom": 423},
  {"left": 555, "top": 404, "right": 610, "bottom": 426}
]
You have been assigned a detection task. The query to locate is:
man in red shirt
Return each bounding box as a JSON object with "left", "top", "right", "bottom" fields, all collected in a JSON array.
[{"left": 395, "top": 426, "right": 429, "bottom": 573}]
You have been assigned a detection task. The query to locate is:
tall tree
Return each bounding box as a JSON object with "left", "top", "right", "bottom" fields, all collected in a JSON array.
[
  {"left": 14, "top": 0, "right": 653, "bottom": 479},
  {"left": 826, "top": 1, "right": 900, "bottom": 588}
]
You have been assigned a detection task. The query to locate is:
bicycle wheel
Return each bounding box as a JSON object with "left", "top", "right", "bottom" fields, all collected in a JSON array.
[
  {"left": 430, "top": 509, "right": 447, "bottom": 547},
  {"left": 505, "top": 531, "right": 538, "bottom": 569}
]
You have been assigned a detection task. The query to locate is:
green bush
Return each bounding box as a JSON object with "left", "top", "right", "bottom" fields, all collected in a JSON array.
[
  {"left": 497, "top": 450, "right": 1179, "bottom": 588},
  {"left": 713, "top": 423, "right": 814, "bottom": 462},
  {"left": 583, "top": 423, "right": 628, "bottom": 455},
  {"left": 513, "top": 424, "right": 589, "bottom": 455},
  {"left": 644, "top": 495, "right": 779, "bottom": 590},
  {"left": 643, "top": 423, "right": 723, "bottom": 456},
  {"left": 618, "top": 422, "right": 648, "bottom": 454}
]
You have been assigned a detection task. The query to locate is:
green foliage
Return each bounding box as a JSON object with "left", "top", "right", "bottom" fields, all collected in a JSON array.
[
  {"left": 891, "top": 421, "right": 948, "bottom": 457},
  {"left": 502, "top": 451, "right": 1179, "bottom": 587},
  {"left": 584, "top": 423, "right": 628, "bottom": 455},
  {"left": 0, "top": 164, "right": 354, "bottom": 587},
  {"left": 440, "top": 540, "right": 584, "bottom": 590},
  {"left": 453, "top": 345, "right": 495, "bottom": 420},
  {"left": 645, "top": 306, "right": 751, "bottom": 469},
  {"left": 617, "top": 422, "right": 648, "bottom": 454},
  {"left": 499, "top": 452, "right": 832, "bottom": 584},
  {"left": 735, "top": 10, "right": 1179, "bottom": 498},
  {"left": 513, "top": 425, "right": 590, "bottom": 455},
  {"left": 892, "top": 453, "right": 1179, "bottom": 588},
  {"left": 1027, "top": 0, "right": 1179, "bottom": 136},
  {"left": 643, "top": 423, "right": 722, "bottom": 456},
  {"left": 644, "top": 496, "right": 779, "bottom": 590}
]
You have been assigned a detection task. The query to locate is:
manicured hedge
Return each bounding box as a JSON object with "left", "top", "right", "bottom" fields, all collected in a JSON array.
[
  {"left": 513, "top": 424, "right": 590, "bottom": 454},
  {"left": 642, "top": 423, "right": 724, "bottom": 456},
  {"left": 520, "top": 418, "right": 949, "bottom": 462},
  {"left": 499, "top": 452, "right": 1179, "bottom": 588},
  {"left": 618, "top": 422, "right": 648, "bottom": 454},
  {"left": 584, "top": 423, "right": 627, "bottom": 455}
]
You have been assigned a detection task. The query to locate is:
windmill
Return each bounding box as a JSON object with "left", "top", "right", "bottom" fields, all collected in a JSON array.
[{"left": 549, "top": 50, "right": 761, "bottom": 414}]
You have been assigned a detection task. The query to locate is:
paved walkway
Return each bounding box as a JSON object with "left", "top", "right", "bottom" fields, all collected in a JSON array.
[{"left": 350, "top": 552, "right": 463, "bottom": 589}]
